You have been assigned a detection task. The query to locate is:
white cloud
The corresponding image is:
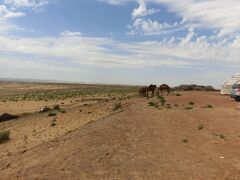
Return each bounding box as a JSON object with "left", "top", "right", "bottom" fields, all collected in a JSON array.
[
  {"left": 153, "top": 0, "right": 240, "bottom": 35},
  {"left": 0, "top": 0, "right": 51, "bottom": 34},
  {"left": 128, "top": 18, "right": 179, "bottom": 35},
  {"left": 102, "top": 0, "right": 240, "bottom": 35},
  {"left": 60, "top": 31, "right": 82, "bottom": 37},
  {"left": 0, "top": 18, "right": 21, "bottom": 33},
  {"left": 98, "top": 0, "right": 135, "bottom": 5},
  {"left": 0, "top": 5, "right": 25, "bottom": 18},
  {"left": 0, "top": 30, "right": 239, "bottom": 70},
  {"left": 132, "top": 0, "right": 159, "bottom": 19},
  {"left": 4, "top": 0, "right": 49, "bottom": 9}
]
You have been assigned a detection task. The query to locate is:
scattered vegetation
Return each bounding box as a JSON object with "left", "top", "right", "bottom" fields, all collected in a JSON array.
[
  {"left": 166, "top": 104, "right": 171, "bottom": 109},
  {"left": 51, "top": 121, "right": 57, "bottom": 127},
  {"left": 207, "top": 104, "right": 213, "bottom": 108},
  {"left": 148, "top": 101, "right": 156, "bottom": 106},
  {"left": 212, "top": 133, "right": 226, "bottom": 139},
  {"left": 59, "top": 110, "right": 66, "bottom": 113},
  {"left": 185, "top": 107, "right": 193, "bottom": 110},
  {"left": 50, "top": 118, "right": 57, "bottom": 127},
  {"left": 198, "top": 124, "right": 204, "bottom": 130},
  {"left": 48, "top": 112, "right": 57, "bottom": 117},
  {"left": 0, "top": 130, "right": 10, "bottom": 143},
  {"left": 189, "top": 101, "right": 195, "bottom": 106},
  {"left": 219, "top": 134, "right": 225, "bottom": 139},
  {"left": 0, "top": 84, "right": 139, "bottom": 102},
  {"left": 158, "top": 96, "right": 166, "bottom": 107},
  {"left": 182, "top": 138, "right": 188, "bottom": 143},
  {"left": 113, "top": 102, "right": 122, "bottom": 111},
  {"left": 202, "top": 104, "right": 214, "bottom": 108}
]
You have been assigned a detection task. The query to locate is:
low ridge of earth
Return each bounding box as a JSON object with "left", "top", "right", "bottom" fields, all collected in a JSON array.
[{"left": 1, "top": 87, "right": 240, "bottom": 179}]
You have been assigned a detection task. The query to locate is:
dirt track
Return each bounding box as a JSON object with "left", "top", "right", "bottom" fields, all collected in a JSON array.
[{"left": 1, "top": 91, "right": 240, "bottom": 179}]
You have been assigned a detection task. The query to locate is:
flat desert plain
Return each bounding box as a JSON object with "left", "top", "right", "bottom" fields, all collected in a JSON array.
[{"left": 1, "top": 82, "right": 240, "bottom": 180}]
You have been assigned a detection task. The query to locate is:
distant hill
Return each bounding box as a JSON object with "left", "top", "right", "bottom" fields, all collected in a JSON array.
[
  {"left": 0, "top": 78, "right": 59, "bottom": 83},
  {"left": 173, "top": 84, "right": 218, "bottom": 91}
]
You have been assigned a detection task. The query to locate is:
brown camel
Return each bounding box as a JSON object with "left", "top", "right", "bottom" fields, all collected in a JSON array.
[
  {"left": 147, "top": 84, "right": 157, "bottom": 97},
  {"left": 158, "top": 84, "right": 170, "bottom": 96},
  {"left": 139, "top": 86, "right": 147, "bottom": 96}
]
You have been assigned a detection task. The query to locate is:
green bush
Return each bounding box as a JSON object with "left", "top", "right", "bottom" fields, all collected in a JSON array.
[
  {"left": 207, "top": 104, "right": 213, "bottom": 108},
  {"left": 219, "top": 134, "right": 225, "bottom": 139},
  {"left": 59, "top": 110, "right": 66, "bottom": 113},
  {"left": 51, "top": 122, "right": 57, "bottom": 127},
  {"left": 0, "top": 130, "right": 10, "bottom": 143},
  {"left": 198, "top": 124, "right": 204, "bottom": 130},
  {"left": 182, "top": 138, "right": 188, "bottom": 143},
  {"left": 189, "top": 101, "right": 195, "bottom": 105},
  {"left": 113, "top": 102, "right": 122, "bottom": 111},
  {"left": 166, "top": 104, "right": 171, "bottom": 109},
  {"left": 148, "top": 102, "right": 155, "bottom": 106},
  {"left": 48, "top": 112, "right": 57, "bottom": 117},
  {"left": 185, "top": 107, "right": 193, "bottom": 110}
]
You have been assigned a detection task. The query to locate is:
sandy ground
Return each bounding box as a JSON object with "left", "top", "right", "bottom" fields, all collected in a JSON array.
[{"left": 1, "top": 90, "right": 240, "bottom": 179}]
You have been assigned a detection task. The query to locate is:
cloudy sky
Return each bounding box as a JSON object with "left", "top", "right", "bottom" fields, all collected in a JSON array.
[{"left": 0, "top": 0, "right": 240, "bottom": 87}]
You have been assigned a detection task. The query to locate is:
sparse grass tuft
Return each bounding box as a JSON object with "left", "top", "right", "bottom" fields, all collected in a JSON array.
[
  {"left": 207, "top": 104, "right": 213, "bottom": 108},
  {"left": 113, "top": 102, "right": 122, "bottom": 111},
  {"left": 189, "top": 101, "right": 195, "bottom": 105},
  {"left": 166, "top": 104, "right": 171, "bottom": 109},
  {"left": 51, "top": 122, "right": 57, "bottom": 127},
  {"left": 185, "top": 107, "right": 193, "bottom": 110},
  {"left": 0, "top": 130, "right": 10, "bottom": 143},
  {"left": 48, "top": 112, "right": 57, "bottom": 117},
  {"left": 148, "top": 101, "right": 156, "bottom": 106},
  {"left": 182, "top": 138, "right": 188, "bottom": 143},
  {"left": 198, "top": 124, "right": 204, "bottom": 130},
  {"left": 219, "top": 134, "right": 225, "bottom": 139},
  {"left": 59, "top": 110, "right": 66, "bottom": 113}
]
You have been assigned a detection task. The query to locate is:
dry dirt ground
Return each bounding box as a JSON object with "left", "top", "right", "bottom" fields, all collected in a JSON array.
[{"left": 1, "top": 86, "right": 240, "bottom": 179}]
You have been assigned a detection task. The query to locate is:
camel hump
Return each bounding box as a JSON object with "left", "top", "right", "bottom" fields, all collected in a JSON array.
[{"left": 160, "top": 84, "right": 170, "bottom": 88}]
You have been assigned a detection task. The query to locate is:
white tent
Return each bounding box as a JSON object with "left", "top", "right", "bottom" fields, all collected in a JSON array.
[{"left": 221, "top": 74, "right": 240, "bottom": 95}]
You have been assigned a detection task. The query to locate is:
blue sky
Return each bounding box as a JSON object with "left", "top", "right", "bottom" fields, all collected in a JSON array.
[{"left": 0, "top": 0, "right": 240, "bottom": 87}]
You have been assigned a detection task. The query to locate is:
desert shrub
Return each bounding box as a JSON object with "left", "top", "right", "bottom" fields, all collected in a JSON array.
[
  {"left": 182, "top": 138, "right": 188, "bottom": 143},
  {"left": 207, "top": 104, "right": 213, "bottom": 108},
  {"left": 185, "top": 107, "right": 193, "bottom": 110},
  {"left": 189, "top": 101, "right": 195, "bottom": 105},
  {"left": 0, "top": 130, "right": 10, "bottom": 143},
  {"left": 166, "top": 104, "right": 171, "bottom": 109},
  {"left": 176, "top": 94, "right": 181, "bottom": 96},
  {"left": 48, "top": 112, "right": 57, "bottom": 117},
  {"left": 148, "top": 102, "right": 156, "bottom": 106},
  {"left": 51, "top": 122, "right": 57, "bottom": 127},
  {"left": 219, "top": 134, "right": 225, "bottom": 139},
  {"left": 59, "top": 110, "right": 66, "bottom": 113},
  {"left": 113, "top": 102, "right": 122, "bottom": 111},
  {"left": 198, "top": 124, "right": 204, "bottom": 130},
  {"left": 158, "top": 95, "right": 164, "bottom": 100}
]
